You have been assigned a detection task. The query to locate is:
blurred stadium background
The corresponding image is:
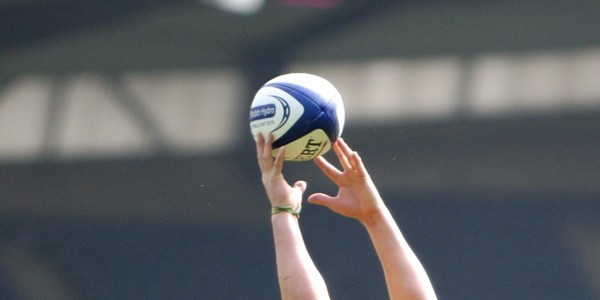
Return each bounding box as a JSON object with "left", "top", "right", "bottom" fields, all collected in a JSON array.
[{"left": 1, "top": 0, "right": 600, "bottom": 299}]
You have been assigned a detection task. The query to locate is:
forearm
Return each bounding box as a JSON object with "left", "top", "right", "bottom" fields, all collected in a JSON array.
[
  {"left": 362, "top": 207, "right": 437, "bottom": 300},
  {"left": 272, "top": 213, "right": 330, "bottom": 300}
]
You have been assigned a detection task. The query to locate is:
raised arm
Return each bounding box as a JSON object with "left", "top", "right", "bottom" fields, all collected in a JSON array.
[
  {"left": 308, "top": 138, "right": 437, "bottom": 300},
  {"left": 256, "top": 132, "right": 330, "bottom": 300}
]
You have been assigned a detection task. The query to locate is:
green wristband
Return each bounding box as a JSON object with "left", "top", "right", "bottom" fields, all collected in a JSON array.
[{"left": 271, "top": 205, "right": 302, "bottom": 219}]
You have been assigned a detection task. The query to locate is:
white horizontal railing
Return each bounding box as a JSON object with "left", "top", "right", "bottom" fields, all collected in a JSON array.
[{"left": 1, "top": 48, "right": 599, "bottom": 162}]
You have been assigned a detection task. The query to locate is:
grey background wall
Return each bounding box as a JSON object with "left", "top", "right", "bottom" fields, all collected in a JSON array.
[{"left": 1, "top": 1, "right": 600, "bottom": 299}]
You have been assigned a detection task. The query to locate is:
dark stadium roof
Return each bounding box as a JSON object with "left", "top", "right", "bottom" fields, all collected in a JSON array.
[
  {"left": 2, "top": 0, "right": 600, "bottom": 76},
  {"left": 0, "top": 0, "right": 399, "bottom": 74}
]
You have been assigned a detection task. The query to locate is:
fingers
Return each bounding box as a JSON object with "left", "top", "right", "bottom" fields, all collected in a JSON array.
[
  {"left": 256, "top": 132, "right": 264, "bottom": 155},
  {"left": 349, "top": 151, "right": 367, "bottom": 178},
  {"left": 332, "top": 140, "right": 352, "bottom": 171},
  {"left": 293, "top": 180, "right": 307, "bottom": 193},
  {"left": 256, "top": 132, "right": 267, "bottom": 172},
  {"left": 314, "top": 138, "right": 368, "bottom": 182},
  {"left": 313, "top": 156, "right": 341, "bottom": 182},
  {"left": 307, "top": 192, "right": 335, "bottom": 207},
  {"left": 336, "top": 138, "right": 355, "bottom": 160},
  {"left": 335, "top": 137, "right": 361, "bottom": 171},
  {"left": 332, "top": 138, "right": 368, "bottom": 178},
  {"left": 287, "top": 181, "right": 307, "bottom": 205},
  {"left": 263, "top": 132, "right": 274, "bottom": 160},
  {"left": 256, "top": 132, "right": 280, "bottom": 173},
  {"left": 340, "top": 139, "right": 368, "bottom": 178},
  {"left": 273, "top": 145, "right": 286, "bottom": 173}
]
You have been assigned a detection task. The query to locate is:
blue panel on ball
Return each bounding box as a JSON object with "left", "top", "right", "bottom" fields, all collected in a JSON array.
[
  {"left": 320, "top": 95, "right": 342, "bottom": 140},
  {"left": 266, "top": 82, "right": 339, "bottom": 148}
]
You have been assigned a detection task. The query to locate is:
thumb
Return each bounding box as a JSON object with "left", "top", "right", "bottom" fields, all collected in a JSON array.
[
  {"left": 293, "top": 180, "right": 307, "bottom": 194},
  {"left": 307, "top": 192, "right": 336, "bottom": 208}
]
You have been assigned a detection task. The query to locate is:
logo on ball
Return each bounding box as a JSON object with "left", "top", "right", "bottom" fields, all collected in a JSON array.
[
  {"left": 249, "top": 104, "right": 276, "bottom": 121},
  {"left": 271, "top": 95, "right": 290, "bottom": 131}
]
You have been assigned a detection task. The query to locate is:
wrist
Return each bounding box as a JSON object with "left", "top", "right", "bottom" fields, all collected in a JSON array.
[
  {"left": 271, "top": 209, "right": 300, "bottom": 225},
  {"left": 359, "top": 205, "right": 390, "bottom": 228},
  {"left": 271, "top": 205, "right": 302, "bottom": 219},
  {"left": 268, "top": 194, "right": 296, "bottom": 208}
]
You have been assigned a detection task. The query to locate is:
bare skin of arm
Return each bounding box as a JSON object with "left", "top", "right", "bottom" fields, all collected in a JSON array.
[
  {"left": 256, "top": 132, "right": 436, "bottom": 299},
  {"left": 308, "top": 138, "right": 437, "bottom": 300},
  {"left": 256, "top": 132, "right": 330, "bottom": 300}
]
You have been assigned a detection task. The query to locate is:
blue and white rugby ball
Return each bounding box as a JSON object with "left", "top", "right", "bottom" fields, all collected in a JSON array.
[{"left": 250, "top": 73, "right": 345, "bottom": 161}]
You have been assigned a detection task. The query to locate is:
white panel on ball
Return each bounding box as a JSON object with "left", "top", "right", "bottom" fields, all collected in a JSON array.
[{"left": 250, "top": 86, "right": 305, "bottom": 140}]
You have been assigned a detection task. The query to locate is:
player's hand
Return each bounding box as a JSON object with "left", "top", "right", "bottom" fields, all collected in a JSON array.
[
  {"left": 308, "top": 138, "right": 384, "bottom": 223},
  {"left": 256, "top": 132, "right": 305, "bottom": 209}
]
